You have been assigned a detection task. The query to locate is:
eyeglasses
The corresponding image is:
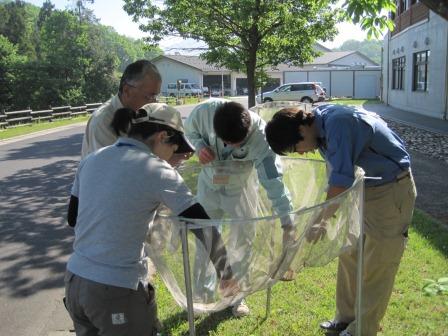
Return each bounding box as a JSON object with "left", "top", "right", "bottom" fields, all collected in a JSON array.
[{"left": 126, "top": 82, "right": 160, "bottom": 102}]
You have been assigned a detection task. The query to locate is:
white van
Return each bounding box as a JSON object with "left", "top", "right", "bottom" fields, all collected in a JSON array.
[
  {"left": 256, "top": 82, "right": 326, "bottom": 104},
  {"left": 167, "top": 83, "right": 202, "bottom": 97}
]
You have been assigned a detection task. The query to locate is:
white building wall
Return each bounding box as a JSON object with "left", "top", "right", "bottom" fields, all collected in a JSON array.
[
  {"left": 284, "top": 70, "right": 380, "bottom": 98},
  {"left": 152, "top": 59, "right": 203, "bottom": 95},
  {"left": 354, "top": 70, "right": 381, "bottom": 98},
  {"left": 383, "top": 11, "right": 448, "bottom": 119},
  {"left": 308, "top": 72, "right": 331, "bottom": 92},
  {"left": 331, "top": 71, "right": 354, "bottom": 97},
  {"left": 284, "top": 72, "right": 308, "bottom": 83}
]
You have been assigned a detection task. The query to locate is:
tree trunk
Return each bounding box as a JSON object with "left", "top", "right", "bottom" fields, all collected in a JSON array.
[{"left": 246, "top": 50, "right": 257, "bottom": 109}]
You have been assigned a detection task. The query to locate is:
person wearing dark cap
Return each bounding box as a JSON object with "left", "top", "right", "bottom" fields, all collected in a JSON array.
[
  {"left": 65, "top": 103, "right": 238, "bottom": 336},
  {"left": 264, "top": 104, "right": 416, "bottom": 336}
]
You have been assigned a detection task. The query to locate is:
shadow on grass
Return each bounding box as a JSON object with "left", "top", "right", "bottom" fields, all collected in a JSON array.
[
  {"left": 161, "top": 308, "right": 236, "bottom": 335},
  {"left": 162, "top": 309, "right": 273, "bottom": 335},
  {"left": 411, "top": 209, "right": 448, "bottom": 258}
]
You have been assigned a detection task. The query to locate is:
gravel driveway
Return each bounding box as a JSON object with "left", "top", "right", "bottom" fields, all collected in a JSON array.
[{"left": 382, "top": 118, "right": 448, "bottom": 225}]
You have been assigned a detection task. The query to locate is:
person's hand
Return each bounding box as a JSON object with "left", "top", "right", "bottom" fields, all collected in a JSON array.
[
  {"left": 168, "top": 152, "right": 193, "bottom": 167},
  {"left": 305, "top": 221, "right": 328, "bottom": 244},
  {"left": 218, "top": 278, "right": 240, "bottom": 297},
  {"left": 198, "top": 147, "right": 215, "bottom": 164},
  {"left": 280, "top": 225, "right": 297, "bottom": 281}
]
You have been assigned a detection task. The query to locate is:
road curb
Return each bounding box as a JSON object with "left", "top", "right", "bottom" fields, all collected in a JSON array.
[{"left": 0, "top": 122, "right": 87, "bottom": 146}]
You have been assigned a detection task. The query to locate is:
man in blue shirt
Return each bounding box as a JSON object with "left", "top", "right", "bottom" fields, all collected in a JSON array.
[{"left": 265, "top": 104, "right": 417, "bottom": 336}]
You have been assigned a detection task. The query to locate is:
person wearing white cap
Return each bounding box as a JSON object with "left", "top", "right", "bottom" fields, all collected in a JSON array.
[{"left": 65, "top": 103, "right": 238, "bottom": 336}]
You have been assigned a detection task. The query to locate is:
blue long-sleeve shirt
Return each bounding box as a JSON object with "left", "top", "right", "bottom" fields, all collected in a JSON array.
[{"left": 313, "top": 104, "right": 411, "bottom": 188}]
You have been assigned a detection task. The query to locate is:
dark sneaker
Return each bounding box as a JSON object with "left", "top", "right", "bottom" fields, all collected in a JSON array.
[{"left": 319, "top": 320, "right": 349, "bottom": 332}]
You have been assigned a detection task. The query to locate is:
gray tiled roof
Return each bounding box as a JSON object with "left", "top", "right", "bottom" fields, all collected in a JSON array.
[
  {"left": 311, "top": 51, "right": 357, "bottom": 64},
  {"left": 156, "top": 55, "right": 230, "bottom": 71},
  {"left": 155, "top": 50, "right": 373, "bottom": 72}
]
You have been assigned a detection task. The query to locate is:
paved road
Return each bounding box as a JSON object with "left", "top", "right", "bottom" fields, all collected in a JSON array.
[{"left": 0, "top": 125, "right": 83, "bottom": 336}]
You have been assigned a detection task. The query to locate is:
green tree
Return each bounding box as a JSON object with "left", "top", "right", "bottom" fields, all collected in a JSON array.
[
  {"left": 0, "top": 34, "right": 26, "bottom": 111},
  {"left": 68, "top": 0, "right": 97, "bottom": 23},
  {"left": 1, "top": 0, "right": 162, "bottom": 110},
  {"left": 339, "top": 0, "right": 396, "bottom": 39},
  {"left": 39, "top": 10, "right": 89, "bottom": 105},
  {"left": 124, "top": 0, "right": 339, "bottom": 107},
  {"left": 0, "top": 0, "right": 38, "bottom": 59},
  {"left": 37, "top": 0, "right": 55, "bottom": 29}
]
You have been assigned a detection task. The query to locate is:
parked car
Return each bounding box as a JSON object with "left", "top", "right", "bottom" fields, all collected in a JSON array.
[
  {"left": 210, "top": 86, "right": 222, "bottom": 97},
  {"left": 202, "top": 86, "right": 209, "bottom": 96},
  {"left": 167, "top": 82, "right": 202, "bottom": 97},
  {"left": 256, "top": 82, "right": 326, "bottom": 104}
]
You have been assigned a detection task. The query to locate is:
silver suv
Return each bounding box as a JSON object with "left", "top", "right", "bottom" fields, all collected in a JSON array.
[{"left": 256, "top": 82, "right": 326, "bottom": 104}]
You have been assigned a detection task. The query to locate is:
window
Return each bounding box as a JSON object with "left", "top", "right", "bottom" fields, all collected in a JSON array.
[
  {"left": 278, "top": 85, "right": 291, "bottom": 92},
  {"left": 392, "top": 56, "right": 405, "bottom": 90},
  {"left": 413, "top": 50, "right": 430, "bottom": 91},
  {"left": 305, "top": 84, "right": 315, "bottom": 90}
]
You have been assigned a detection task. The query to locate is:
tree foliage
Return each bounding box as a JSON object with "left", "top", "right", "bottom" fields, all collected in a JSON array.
[
  {"left": 124, "top": 0, "right": 340, "bottom": 107},
  {"left": 0, "top": 0, "right": 162, "bottom": 111},
  {"left": 339, "top": 0, "right": 396, "bottom": 39}
]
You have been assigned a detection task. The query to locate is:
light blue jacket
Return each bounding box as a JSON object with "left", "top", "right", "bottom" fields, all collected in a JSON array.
[{"left": 185, "top": 99, "right": 293, "bottom": 218}]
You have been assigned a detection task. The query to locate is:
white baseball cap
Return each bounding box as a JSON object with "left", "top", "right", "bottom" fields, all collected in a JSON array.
[{"left": 134, "top": 103, "right": 195, "bottom": 153}]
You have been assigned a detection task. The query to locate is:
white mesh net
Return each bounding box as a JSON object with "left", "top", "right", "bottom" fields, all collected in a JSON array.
[{"left": 145, "top": 158, "right": 363, "bottom": 313}]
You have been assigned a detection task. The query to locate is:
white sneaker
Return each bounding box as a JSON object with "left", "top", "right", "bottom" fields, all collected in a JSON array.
[
  {"left": 232, "top": 300, "right": 250, "bottom": 317},
  {"left": 339, "top": 330, "right": 352, "bottom": 336}
]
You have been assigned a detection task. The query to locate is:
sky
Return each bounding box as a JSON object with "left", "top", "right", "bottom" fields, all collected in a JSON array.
[{"left": 26, "top": 0, "right": 371, "bottom": 51}]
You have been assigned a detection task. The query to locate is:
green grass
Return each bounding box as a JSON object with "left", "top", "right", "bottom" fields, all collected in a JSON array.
[
  {"left": 152, "top": 209, "right": 448, "bottom": 336},
  {"left": 0, "top": 115, "right": 89, "bottom": 140},
  {"left": 327, "top": 98, "right": 381, "bottom": 106}
]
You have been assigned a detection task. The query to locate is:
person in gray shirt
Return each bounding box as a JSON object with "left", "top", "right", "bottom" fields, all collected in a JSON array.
[{"left": 65, "top": 103, "right": 238, "bottom": 336}]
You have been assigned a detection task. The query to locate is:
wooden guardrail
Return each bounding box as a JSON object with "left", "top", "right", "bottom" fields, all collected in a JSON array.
[
  {"left": 0, "top": 103, "right": 102, "bottom": 129},
  {"left": 0, "top": 114, "right": 8, "bottom": 129},
  {"left": 31, "top": 109, "right": 52, "bottom": 122},
  {"left": 4, "top": 110, "right": 33, "bottom": 127},
  {"left": 71, "top": 105, "right": 88, "bottom": 117},
  {"left": 86, "top": 103, "right": 102, "bottom": 114},
  {"left": 52, "top": 106, "right": 72, "bottom": 120},
  {"left": 0, "top": 96, "right": 198, "bottom": 129}
]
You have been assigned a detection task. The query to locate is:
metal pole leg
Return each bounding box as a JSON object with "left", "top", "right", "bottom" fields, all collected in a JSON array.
[
  {"left": 180, "top": 224, "right": 196, "bottom": 336},
  {"left": 356, "top": 183, "right": 365, "bottom": 336},
  {"left": 265, "top": 285, "right": 272, "bottom": 319}
]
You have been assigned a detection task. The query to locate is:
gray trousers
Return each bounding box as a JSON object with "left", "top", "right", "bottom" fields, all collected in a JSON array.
[{"left": 64, "top": 271, "right": 157, "bottom": 336}]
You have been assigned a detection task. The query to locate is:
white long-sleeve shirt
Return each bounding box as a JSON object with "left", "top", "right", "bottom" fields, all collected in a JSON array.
[{"left": 81, "top": 94, "right": 123, "bottom": 159}]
